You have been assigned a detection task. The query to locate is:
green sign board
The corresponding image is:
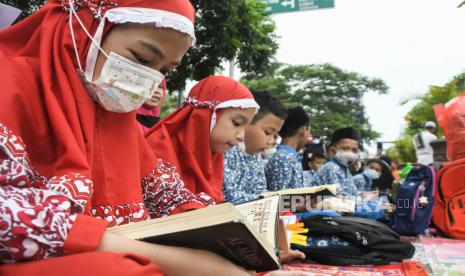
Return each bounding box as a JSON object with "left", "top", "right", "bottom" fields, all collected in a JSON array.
[{"left": 262, "top": 0, "right": 335, "bottom": 14}]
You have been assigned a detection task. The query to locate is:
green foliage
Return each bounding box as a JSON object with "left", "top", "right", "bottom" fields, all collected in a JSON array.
[
  {"left": 387, "top": 71, "right": 465, "bottom": 162},
  {"left": 167, "top": 0, "right": 278, "bottom": 92},
  {"left": 385, "top": 135, "right": 416, "bottom": 163},
  {"left": 2, "top": 0, "right": 278, "bottom": 92},
  {"left": 0, "top": 0, "right": 45, "bottom": 19},
  {"left": 403, "top": 72, "right": 465, "bottom": 136},
  {"left": 242, "top": 63, "right": 389, "bottom": 144},
  {"left": 159, "top": 93, "right": 180, "bottom": 119}
]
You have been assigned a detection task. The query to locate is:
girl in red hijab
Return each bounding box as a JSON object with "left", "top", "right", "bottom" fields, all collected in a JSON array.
[
  {"left": 146, "top": 76, "right": 260, "bottom": 203},
  {"left": 0, "top": 0, "right": 251, "bottom": 275}
]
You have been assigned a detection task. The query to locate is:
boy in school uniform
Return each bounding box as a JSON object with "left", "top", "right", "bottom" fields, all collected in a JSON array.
[
  {"left": 223, "top": 90, "right": 287, "bottom": 204},
  {"left": 265, "top": 107, "right": 312, "bottom": 191},
  {"left": 312, "top": 127, "right": 361, "bottom": 198}
]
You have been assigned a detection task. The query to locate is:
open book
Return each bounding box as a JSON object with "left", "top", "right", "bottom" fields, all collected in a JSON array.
[
  {"left": 261, "top": 184, "right": 339, "bottom": 198},
  {"left": 109, "top": 196, "right": 281, "bottom": 272},
  {"left": 260, "top": 184, "right": 355, "bottom": 213}
]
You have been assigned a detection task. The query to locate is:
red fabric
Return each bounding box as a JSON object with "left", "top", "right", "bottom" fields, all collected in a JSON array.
[
  {"left": 432, "top": 157, "right": 465, "bottom": 239},
  {"left": 0, "top": 252, "right": 163, "bottom": 276},
  {"left": 277, "top": 261, "right": 428, "bottom": 276},
  {"left": 145, "top": 76, "right": 255, "bottom": 203},
  {"left": 64, "top": 214, "right": 109, "bottom": 255},
  {"left": 0, "top": 0, "right": 195, "bottom": 219},
  {"left": 433, "top": 92, "right": 465, "bottom": 161}
]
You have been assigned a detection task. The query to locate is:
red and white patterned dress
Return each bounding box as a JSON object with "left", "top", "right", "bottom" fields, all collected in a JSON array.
[{"left": 0, "top": 123, "right": 214, "bottom": 263}]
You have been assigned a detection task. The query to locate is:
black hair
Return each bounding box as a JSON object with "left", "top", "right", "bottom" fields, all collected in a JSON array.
[
  {"left": 330, "top": 127, "right": 361, "bottom": 147},
  {"left": 250, "top": 90, "right": 287, "bottom": 124},
  {"left": 279, "top": 107, "right": 310, "bottom": 138},
  {"left": 302, "top": 147, "right": 326, "bottom": 170},
  {"left": 380, "top": 155, "right": 393, "bottom": 166},
  {"left": 366, "top": 159, "right": 395, "bottom": 191}
]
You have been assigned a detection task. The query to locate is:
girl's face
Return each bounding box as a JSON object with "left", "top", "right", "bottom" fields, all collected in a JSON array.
[
  {"left": 367, "top": 162, "right": 382, "bottom": 175},
  {"left": 143, "top": 85, "right": 164, "bottom": 108},
  {"left": 210, "top": 108, "right": 256, "bottom": 154},
  {"left": 93, "top": 23, "right": 192, "bottom": 81}
]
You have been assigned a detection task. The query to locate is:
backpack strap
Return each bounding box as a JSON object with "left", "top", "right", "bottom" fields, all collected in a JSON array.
[{"left": 414, "top": 133, "right": 425, "bottom": 149}]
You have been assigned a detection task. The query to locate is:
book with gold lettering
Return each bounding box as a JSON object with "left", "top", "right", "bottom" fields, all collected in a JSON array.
[{"left": 109, "top": 196, "right": 281, "bottom": 272}]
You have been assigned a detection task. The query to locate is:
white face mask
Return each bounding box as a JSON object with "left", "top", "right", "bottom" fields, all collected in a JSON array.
[
  {"left": 262, "top": 147, "right": 277, "bottom": 160},
  {"left": 79, "top": 52, "right": 165, "bottom": 113},
  {"left": 334, "top": 150, "right": 359, "bottom": 166},
  {"left": 364, "top": 168, "right": 380, "bottom": 179},
  {"left": 69, "top": 5, "right": 165, "bottom": 113}
]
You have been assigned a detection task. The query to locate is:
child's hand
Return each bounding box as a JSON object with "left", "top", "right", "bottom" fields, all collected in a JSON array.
[
  {"left": 279, "top": 249, "right": 305, "bottom": 264},
  {"left": 99, "top": 231, "right": 255, "bottom": 276}
]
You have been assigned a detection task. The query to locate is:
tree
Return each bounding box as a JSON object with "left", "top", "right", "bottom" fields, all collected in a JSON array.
[
  {"left": 385, "top": 135, "right": 416, "bottom": 163},
  {"left": 386, "top": 72, "right": 465, "bottom": 162},
  {"left": 0, "top": 0, "right": 44, "bottom": 19},
  {"left": 242, "top": 63, "right": 389, "bottom": 144},
  {"left": 159, "top": 93, "right": 180, "bottom": 119},
  {"left": 1, "top": 0, "right": 278, "bottom": 92},
  {"left": 402, "top": 72, "right": 465, "bottom": 136}
]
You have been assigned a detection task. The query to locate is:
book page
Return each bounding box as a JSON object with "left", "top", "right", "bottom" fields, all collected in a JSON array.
[
  {"left": 235, "top": 196, "right": 280, "bottom": 247},
  {"left": 261, "top": 184, "right": 339, "bottom": 198}
]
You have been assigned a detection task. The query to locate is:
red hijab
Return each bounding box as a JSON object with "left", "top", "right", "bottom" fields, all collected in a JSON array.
[
  {"left": 145, "top": 76, "right": 259, "bottom": 203},
  {"left": 0, "top": 0, "right": 196, "bottom": 224}
]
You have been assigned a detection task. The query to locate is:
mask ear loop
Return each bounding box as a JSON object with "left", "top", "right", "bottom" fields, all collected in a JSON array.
[{"left": 68, "top": 2, "right": 109, "bottom": 73}]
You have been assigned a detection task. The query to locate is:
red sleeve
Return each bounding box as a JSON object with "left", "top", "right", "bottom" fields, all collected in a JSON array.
[
  {"left": 170, "top": 202, "right": 205, "bottom": 215},
  {"left": 0, "top": 123, "right": 95, "bottom": 263},
  {"left": 142, "top": 159, "right": 215, "bottom": 218},
  {"left": 64, "top": 214, "right": 109, "bottom": 255}
]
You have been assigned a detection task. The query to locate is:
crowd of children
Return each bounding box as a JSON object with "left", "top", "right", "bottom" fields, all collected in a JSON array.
[{"left": 0, "top": 0, "right": 453, "bottom": 275}]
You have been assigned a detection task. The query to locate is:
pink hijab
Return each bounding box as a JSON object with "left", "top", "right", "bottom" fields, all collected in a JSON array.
[{"left": 136, "top": 79, "right": 167, "bottom": 134}]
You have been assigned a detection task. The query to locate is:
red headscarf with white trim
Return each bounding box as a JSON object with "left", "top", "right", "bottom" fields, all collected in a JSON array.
[
  {"left": 145, "top": 76, "right": 259, "bottom": 203},
  {"left": 0, "top": 0, "right": 197, "bottom": 219}
]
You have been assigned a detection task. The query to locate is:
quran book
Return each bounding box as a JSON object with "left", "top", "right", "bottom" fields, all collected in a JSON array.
[
  {"left": 109, "top": 196, "right": 281, "bottom": 272},
  {"left": 261, "top": 184, "right": 340, "bottom": 212}
]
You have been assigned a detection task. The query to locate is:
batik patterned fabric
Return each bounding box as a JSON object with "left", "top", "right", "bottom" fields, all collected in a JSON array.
[
  {"left": 352, "top": 173, "right": 372, "bottom": 192},
  {"left": 0, "top": 123, "right": 213, "bottom": 263},
  {"left": 303, "top": 169, "right": 315, "bottom": 184},
  {"left": 222, "top": 145, "right": 267, "bottom": 204},
  {"left": 265, "top": 145, "right": 310, "bottom": 191},
  {"left": 0, "top": 123, "right": 89, "bottom": 263},
  {"left": 311, "top": 160, "right": 359, "bottom": 198}
]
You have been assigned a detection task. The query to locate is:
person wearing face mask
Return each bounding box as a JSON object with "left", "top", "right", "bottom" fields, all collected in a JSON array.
[
  {"left": 0, "top": 0, "right": 256, "bottom": 275},
  {"left": 311, "top": 127, "right": 361, "bottom": 198},
  {"left": 265, "top": 107, "right": 312, "bottom": 191},
  {"left": 353, "top": 159, "right": 394, "bottom": 194}
]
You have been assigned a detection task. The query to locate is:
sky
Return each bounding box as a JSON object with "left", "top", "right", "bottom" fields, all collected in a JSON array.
[{"left": 268, "top": 0, "right": 465, "bottom": 152}]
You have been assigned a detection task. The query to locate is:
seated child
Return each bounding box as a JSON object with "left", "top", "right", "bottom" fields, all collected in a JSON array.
[
  {"left": 312, "top": 127, "right": 361, "bottom": 198},
  {"left": 265, "top": 107, "right": 312, "bottom": 191},
  {"left": 353, "top": 159, "right": 395, "bottom": 194},
  {"left": 145, "top": 76, "right": 259, "bottom": 203},
  {"left": 223, "top": 90, "right": 286, "bottom": 204},
  {"left": 136, "top": 79, "right": 166, "bottom": 134},
  {"left": 302, "top": 151, "right": 327, "bottom": 183}
]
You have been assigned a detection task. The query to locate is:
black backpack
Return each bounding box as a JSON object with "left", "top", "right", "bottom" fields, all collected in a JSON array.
[{"left": 292, "top": 216, "right": 415, "bottom": 266}]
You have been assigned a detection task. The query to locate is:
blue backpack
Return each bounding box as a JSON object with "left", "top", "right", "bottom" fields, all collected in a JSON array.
[{"left": 394, "top": 165, "right": 436, "bottom": 235}]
